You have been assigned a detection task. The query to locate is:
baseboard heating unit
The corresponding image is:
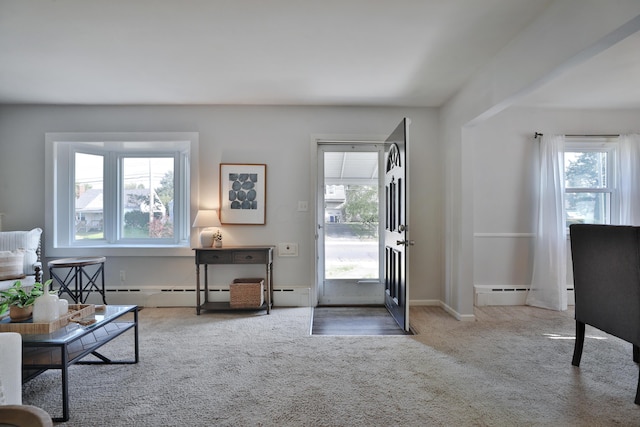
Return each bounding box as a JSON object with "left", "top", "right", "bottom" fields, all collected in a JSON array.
[
  {"left": 474, "top": 285, "right": 575, "bottom": 306},
  {"left": 78, "top": 287, "right": 311, "bottom": 307}
]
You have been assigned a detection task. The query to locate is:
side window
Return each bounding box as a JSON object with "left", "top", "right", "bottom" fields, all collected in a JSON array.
[
  {"left": 564, "top": 143, "right": 616, "bottom": 230},
  {"left": 75, "top": 152, "right": 104, "bottom": 241}
]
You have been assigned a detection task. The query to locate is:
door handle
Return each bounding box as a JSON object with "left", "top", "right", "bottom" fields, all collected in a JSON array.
[{"left": 396, "top": 240, "right": 415, "bottom": 246}]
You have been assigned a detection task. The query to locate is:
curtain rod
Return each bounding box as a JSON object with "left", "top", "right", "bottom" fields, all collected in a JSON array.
[{"left": 534, "top": 132, "right": 620, "bottom": 139}]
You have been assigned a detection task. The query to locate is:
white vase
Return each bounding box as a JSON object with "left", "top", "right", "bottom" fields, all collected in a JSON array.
[
  {"left": 200, "top": 229, "right": 215, "bottom": 247},
  {"left": 214, "top": 240, "right": 222, "bottom": 248},
  {"left": 58, "top": 298, "right": 69, "bottom": 316},
  {"left": 33, "top": 292, "right": 60, "bottom": 323}
]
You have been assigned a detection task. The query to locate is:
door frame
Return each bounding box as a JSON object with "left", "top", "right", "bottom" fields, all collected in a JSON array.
[
  {"left": 309, "top": 134, "right": 388, "bottom": 307},
  {"left": 317, "top": 142, "right": 385, "bottom": 305}
]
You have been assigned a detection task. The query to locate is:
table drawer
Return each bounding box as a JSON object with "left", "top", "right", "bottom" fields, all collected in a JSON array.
[
  {"left": 197, "top": 251, "right": 233, "bottom": 264},
  {"left": 233, "top": 251, "right": 267, "bottom": 264}
]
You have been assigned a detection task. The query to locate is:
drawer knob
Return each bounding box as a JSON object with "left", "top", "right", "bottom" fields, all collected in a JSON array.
[{"left": 245, "top": 255, "right": 253, "bottom": 260}]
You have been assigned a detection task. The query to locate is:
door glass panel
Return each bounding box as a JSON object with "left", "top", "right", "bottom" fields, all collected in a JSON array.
[{"left": 323, "top": 151, "right": 379, "bottom": 280}]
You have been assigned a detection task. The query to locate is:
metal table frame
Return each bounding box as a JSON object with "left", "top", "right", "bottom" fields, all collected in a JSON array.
[
  {"left": 20, "top": 305, "right": 139, "bottom": 422},
  {"left": 48, "top": 257, "right": 107, "bottom": 304}
]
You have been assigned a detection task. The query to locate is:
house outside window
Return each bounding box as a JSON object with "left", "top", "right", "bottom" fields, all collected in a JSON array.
[
  {"left": 75, "top": 155, "right": 175, "bottom": 241},
  {"left": 45, "top": 132, "right": 198, "bottom": 257},
  {"left": 564, "top": 140, "right": 617, "bottom": 231}
]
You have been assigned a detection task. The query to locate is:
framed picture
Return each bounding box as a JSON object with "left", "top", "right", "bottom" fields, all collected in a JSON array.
[{"left": 219, "top": 163, "right": 267, "bottom": 225}]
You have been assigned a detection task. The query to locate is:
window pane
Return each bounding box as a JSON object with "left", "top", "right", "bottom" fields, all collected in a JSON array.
[
  {"left": 75, "top": 153, "right": 104, "bottom": 240},
  {"left": 565, "top": 192, "right": 610, "bottom": 227},
  {"left": 565, "top": 151, "right": 608, "bottom": 188},
  {"left": 122, "top": 158, "right": 174, "bottom": 239}
]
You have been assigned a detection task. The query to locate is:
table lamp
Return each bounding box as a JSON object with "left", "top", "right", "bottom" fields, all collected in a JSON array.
[{"left": 192, "top": 209, "right": 222, "bottom": 247}]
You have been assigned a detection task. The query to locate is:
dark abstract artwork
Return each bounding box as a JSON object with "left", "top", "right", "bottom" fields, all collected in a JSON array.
[
  {"left": 228, "top": 173, "right": 258, "bottom": 210},
  {"left": 220, "top": 164, "right": 266, "bottom": 224}
]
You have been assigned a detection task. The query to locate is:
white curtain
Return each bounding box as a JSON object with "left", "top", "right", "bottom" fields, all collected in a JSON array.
[
  {"left": 526, "top": 134, "right": 567, "bottom": 311},
  {"left": 618, "top": 133, "right": 640, "bottom": 225}
]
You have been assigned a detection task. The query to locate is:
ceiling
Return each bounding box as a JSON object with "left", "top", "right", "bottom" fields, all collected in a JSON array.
[
  {"left": 0, "top": 0, "right": 638, "bottom": 109},
  {"left": 324, "top": 152, "right": 379, "bottom": 184},
  {"left": 516, "top": 30, "right": 640, "bottom": 109}
]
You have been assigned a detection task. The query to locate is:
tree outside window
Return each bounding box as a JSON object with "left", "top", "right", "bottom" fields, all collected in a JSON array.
[{"left": 564, "top": 149, "right": 613, "bottom": 229}]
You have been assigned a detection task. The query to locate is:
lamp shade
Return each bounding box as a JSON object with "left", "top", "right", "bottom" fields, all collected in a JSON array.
[{"left": 192, "top": 210, "right": 221, "bottom": 228}]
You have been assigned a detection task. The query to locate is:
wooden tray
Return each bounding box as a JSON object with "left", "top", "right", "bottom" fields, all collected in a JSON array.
[{"left": 0, "top": 304, "right": 96, "bottom": 334}]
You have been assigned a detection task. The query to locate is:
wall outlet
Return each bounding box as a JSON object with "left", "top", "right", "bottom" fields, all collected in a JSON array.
[
  {"left": 278, "top": 242, "right": 299, "bottom": 257},
  {"left": 120, "top": 270, "right": 126, "bottom": 282},
  {"left": 297, "top": 201, "right": 308, "bottom": 212}
]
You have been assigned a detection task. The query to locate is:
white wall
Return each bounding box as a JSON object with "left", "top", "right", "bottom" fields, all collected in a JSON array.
[
  {"left": 0, "top": 105, "right": 442, "bottom": 306},
  {"left": 472, "top": 106, "right": 640, "bottom": 295},
  {"left": 440, "top": 1, "right": 640, "bottom": 318}
]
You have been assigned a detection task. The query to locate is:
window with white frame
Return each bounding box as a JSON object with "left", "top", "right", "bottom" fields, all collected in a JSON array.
[
  {"left": 46, "top": 132, "right": 198, "bottom": 255},
  {"left": 564, "top": 140, "right": 618, "bottom": 230}
]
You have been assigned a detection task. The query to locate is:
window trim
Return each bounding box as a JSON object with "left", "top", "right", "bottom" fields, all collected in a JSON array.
[{"left": 45, "top": 132, "right": 199, "bottom": 257}]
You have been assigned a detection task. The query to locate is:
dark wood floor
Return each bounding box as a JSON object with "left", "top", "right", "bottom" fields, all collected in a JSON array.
[{"left": 311, "top": 306, "right": 410, "bottom": 335}]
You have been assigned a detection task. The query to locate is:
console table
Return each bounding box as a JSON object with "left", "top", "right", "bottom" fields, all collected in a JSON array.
[{"left": 194, "top": 246, "right": 274, "bottom": 315}]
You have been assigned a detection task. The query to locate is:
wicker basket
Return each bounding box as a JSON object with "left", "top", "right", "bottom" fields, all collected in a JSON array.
[{"left": 229, "top": 278, "right": 264, "bottom": 308}]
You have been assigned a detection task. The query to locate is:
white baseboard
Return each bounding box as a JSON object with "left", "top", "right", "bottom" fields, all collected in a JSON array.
[
  {"left": 81, "top": 286, "right": 312, "bottom": 307},
  {"left": 409, "top": 299, "right": 475, "bottom": 321},
  {"left": 273, "top": 287, "right": 312, "bottom": 306},
  {"left": 409, "top": 299, "right": 441, "bottom": 306},
  {"left": 85, "top": 285, "right": 576, "bottom": 313},
  {"left": 474, "top": 285, "right": 575, "bottom": 306},
  {"left": 439, "top": 301, "right": 476, "bottom": 321}
]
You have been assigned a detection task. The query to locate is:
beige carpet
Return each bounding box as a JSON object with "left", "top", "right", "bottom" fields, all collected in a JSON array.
[{"left": 21, "top": 305, "right": 640, "bottom": 426}]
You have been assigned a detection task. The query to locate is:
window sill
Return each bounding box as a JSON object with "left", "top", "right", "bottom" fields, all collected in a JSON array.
[{"left": 46, "top": 245, "right": 194, "bottom": 258}]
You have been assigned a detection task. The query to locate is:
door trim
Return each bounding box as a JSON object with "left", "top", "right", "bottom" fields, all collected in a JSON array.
[{"left": 309, "top": 134, "right": 387, "bottom": 307}]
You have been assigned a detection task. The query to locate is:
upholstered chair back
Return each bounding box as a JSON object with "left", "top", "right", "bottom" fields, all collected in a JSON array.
[{"left": 569, "top": 224, "right": 640, "bottom": 346}]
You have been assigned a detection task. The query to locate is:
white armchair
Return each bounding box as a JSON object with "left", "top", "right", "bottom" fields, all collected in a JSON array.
[
  {"left": 0, "top": 228, "right": 42, "bottom": 292},
  {"left": 0, "top": 333, "right": 21, "bottom": 405},
  {"left": 0, "top": 332, "right": 52, "bottom": 426}
]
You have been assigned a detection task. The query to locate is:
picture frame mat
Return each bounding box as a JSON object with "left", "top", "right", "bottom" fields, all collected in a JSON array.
[{"left": 219, "top": 163, "right": 266, "bottom": 225}]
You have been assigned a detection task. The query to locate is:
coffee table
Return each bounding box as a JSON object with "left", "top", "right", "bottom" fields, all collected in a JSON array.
[{"left": 17, "top": 305, "right": 139, "bottom": 422}]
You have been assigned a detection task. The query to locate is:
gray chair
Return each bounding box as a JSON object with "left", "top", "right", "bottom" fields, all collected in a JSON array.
[{"left": 569, "top": 224, "right": 640, "bottom": 404}]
